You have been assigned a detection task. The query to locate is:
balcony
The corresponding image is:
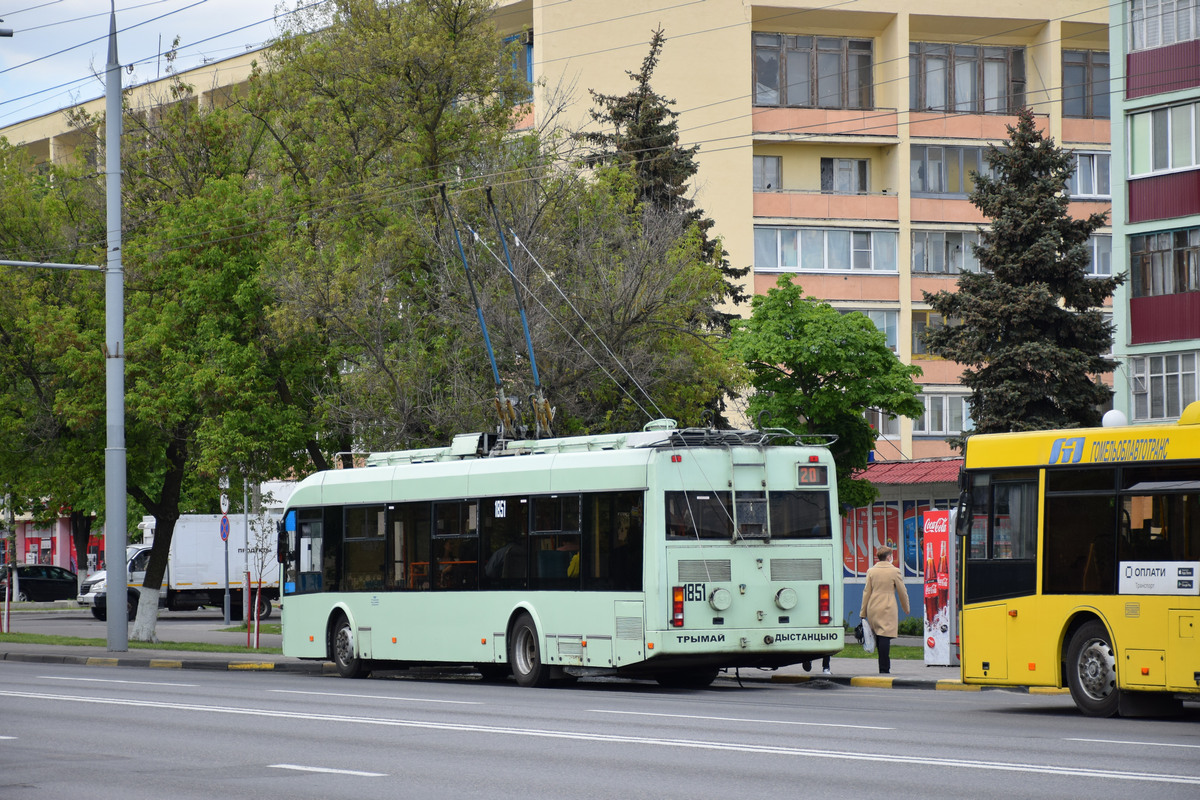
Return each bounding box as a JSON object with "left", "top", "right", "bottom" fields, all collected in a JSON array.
[
  {"left": 753, "top": 106, "right": 899, "bottom": 139},
  {"left": 909, "top": 111, "right": 1045, "bottom": 141},
  {"left": 754, "top": 190, "right": 898, "bottom": 222}
]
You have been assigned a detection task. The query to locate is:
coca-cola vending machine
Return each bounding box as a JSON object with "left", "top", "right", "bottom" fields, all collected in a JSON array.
[{"left": 922, "top": 509, "right": 959, "bottom": 666}]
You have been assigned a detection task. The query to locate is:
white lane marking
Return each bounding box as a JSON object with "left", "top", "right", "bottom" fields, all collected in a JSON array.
[
  {"left": 270, "top": 764, "right": 385, "bottom": 777},
  {"left": 270, "top": 689, "right": 480, "bottom": 705},
  {"left": 0, "top": 736, "right": 16, "bottom": 740},
  {"left": 41, "top": 676, "right": 196, "bottom": 688},
  {"left": 592, "top": 709, "right": 893, "bottom": 730},
  {"left": 1066, "top": 738, "right": 1200, "bottom": 751},
  {"left": 2, "top": 690, "right": 1197, "bottom": 787}
]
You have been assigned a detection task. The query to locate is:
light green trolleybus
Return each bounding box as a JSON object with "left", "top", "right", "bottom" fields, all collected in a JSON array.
[{"left": 277, "top": 421, "right": 842, "bottom": 687}]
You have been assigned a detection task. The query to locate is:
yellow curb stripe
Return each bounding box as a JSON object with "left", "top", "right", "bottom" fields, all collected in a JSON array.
[
  {"left": 850, "top": 676, "right": 894, "bottom": 688},
  {"left": 228, "top": 662, "right": 276, "bottom": 670},
  {"left": 935, "top": 680, "right": 980, "bottom": 691},
  {"left": 149, "top": 659, "right": 182, "bottom": 669},
  {"left": 85, "top": 657, "right": 119, "bottom": 667},
  {"left": 1029, "top": 686, "right": 1071, "bottom": 695}
]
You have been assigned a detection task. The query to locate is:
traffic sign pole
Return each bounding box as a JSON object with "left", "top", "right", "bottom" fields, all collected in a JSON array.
[{"left": 221, "top": 514, "right": 230, "bottom": 625}]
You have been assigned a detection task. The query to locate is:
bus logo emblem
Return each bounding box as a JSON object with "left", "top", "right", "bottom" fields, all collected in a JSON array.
[{"left": 1049, "top": 437, "right": 1085, "bottom": 464}]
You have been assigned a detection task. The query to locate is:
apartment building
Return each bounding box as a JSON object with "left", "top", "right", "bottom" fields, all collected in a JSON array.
[{"left": 1110, "top": 1, "right": 1200, "bottom": 423}]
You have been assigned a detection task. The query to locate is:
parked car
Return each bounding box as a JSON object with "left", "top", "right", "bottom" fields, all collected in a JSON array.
[{"left": 1, "top": 564, "right": 79, "bottom": 602}]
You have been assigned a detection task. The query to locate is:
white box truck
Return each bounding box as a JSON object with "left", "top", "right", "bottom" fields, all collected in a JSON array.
[{"left": 78, "top": 514, "right": 279, "bottom": 622}]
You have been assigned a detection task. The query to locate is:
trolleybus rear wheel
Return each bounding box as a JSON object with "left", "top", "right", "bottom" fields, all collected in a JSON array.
[
  {"left": 509, "top": 613, "right": 550, "bottom": 687},
  {"left": 1066, "top": 620, "right": 1120, "bottom": 717},
  {"left": 655, "top": 668, "right": 720, "bottom": 689},
  {"left": 332, "top": 615, "right": 369, "bottom": 679}
]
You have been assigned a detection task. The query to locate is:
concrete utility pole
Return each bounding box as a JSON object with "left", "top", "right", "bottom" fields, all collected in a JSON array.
[{"left": 103, "top": 3, "right": 128, "bottom": 652}]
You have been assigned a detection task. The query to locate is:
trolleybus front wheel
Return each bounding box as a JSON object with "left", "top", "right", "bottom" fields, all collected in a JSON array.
[
  {"left": 1066, "top": 620, "right": 1119, "bottom": 717},
  {"left": 508, "top": 613, "right": 550, "bottom": 687},
  {"left": 332, "top": 615, "right": 369, "bottom": 679}
]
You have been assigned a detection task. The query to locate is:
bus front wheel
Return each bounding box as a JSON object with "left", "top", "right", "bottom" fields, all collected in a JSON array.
[
  {"left": 332, "top": 616, "right": 369, "bottom": 679},
  {"left": 509, "top": 614, "right": 550, "bottom": 687},
  {"left": 1066, "top": 620, "right": 1119, "bottom": 717}
]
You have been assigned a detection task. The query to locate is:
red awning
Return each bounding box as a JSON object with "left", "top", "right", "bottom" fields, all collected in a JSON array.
[{"left": 855, "top": 458, "right": 963, "bottom": 486}]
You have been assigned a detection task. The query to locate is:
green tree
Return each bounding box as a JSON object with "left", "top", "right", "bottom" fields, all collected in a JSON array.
[
  {"left": 56, "top": 77, "right": 322, "bottom": 640},
  {"left": 453, "top": 164, "right": 746, "bottom": 434},
  {"left": 923, "top": 109, "right": 1120, "bottom": 435},
  {"left": 727, "top": 276, "right": 923, "bottom": 508},
  {"left": 0, "top": 139, "right": 106, "bottom": 586},
  {"left": 579, "top": 29, "right": 748, "bottom": 312},
  {"left": 576, "top": 27, "right": 749, "bottom": 425},
  {"left": 249, "top": 0, "right": 531, "bottom": 452}
]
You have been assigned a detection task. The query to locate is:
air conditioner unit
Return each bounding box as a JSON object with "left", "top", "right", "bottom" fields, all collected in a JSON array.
[{"left": 520, "top": 29, "right": 533, "bottom": 46}]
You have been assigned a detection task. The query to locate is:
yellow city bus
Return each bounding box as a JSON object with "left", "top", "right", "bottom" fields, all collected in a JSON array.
[{"left": 957, "top": 403, "right": 1200, "bottom": 716}]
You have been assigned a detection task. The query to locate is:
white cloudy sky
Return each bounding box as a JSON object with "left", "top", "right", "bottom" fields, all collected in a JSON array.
[{"left": 0, "top": 0, "right": 302, "bottom": 126}]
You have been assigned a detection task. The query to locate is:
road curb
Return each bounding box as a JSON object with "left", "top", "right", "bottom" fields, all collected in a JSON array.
[{"left": 1, "top": 649, "right": 333, "bottom": 675}]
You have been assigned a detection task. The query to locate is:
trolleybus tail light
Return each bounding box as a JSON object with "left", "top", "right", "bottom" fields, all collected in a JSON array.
[
  {"left": 818, "top": 584, "right": 831, "bottom": 625},
  {"left": 671, "top": 586, "right": 685, "bottom": 627}
]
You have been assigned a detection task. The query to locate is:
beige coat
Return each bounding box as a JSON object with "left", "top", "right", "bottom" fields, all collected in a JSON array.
[{"left": 859, "top": 559, "right": 910, "bottom": 638}]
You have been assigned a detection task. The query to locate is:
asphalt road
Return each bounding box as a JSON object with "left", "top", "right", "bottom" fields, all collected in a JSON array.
[{"left": 2, "top": 656, "right": 1199, "bottom": 799}]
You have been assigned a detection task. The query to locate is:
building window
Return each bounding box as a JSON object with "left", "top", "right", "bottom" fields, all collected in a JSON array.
[
  {"left": 503, "top": 31, "right": 534, "bottom": 86},
  {"left": 909, "top": 43, "right": 1024, "bottom": 114},
  {"left": 754, "top": 155, "right": 782, "bottom": 191},
  {"left": 1131, "top": 0, "right": 1200, "bottom": 51},
  {"left": 1067, "top": 152, "right": 1111, "bottom": 198},
  {"left": 912, "top": 230, "right": 981, "bottom": 273},
  {"left": 912, "top": 393, "right": 973, "bottom": 435},
  {"left": 1129, "top": 227, "right": 1200, "bottom": 296},
  {"left": 840, "top": 308, "right": 898, "bottom": 350},
  {"left": 910, "top": 145, "right": 991, "bottom": 195},
  {"left": 1062, "top": 51, "right": 1109, "bottom": 119},
  {"left": 1129, "top": 101, "right": 1200, "bottom": 176},
  {"left": 820, "top": 158, "right": 869, "bottom": 193},
  {"left": 1131, "top": 353, "right": 1198, "bottom": 420},
  {"left": 912, "top": 311, "right": 948, "bottom": 356},
  {"left": 865, "top": 407, "right": 900, "bottom": 437},
  {"left": 754, "top": 227, "right": 898, "bottom": 272},
  {"left": 1087, "top": 235, "right": 1112, "bottom": 277},
  {"left": 754, "top": 33, "right": 873, "bottom": 109}
]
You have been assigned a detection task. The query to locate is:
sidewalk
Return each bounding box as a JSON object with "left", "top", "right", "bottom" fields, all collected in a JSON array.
[{"left": 0, "top": 614, "right": 985, "bottom": 691}]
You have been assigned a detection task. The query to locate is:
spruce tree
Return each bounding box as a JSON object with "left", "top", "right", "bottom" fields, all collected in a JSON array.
[
  {"left": 923, "top": 108, "right": 1121, "bottom": 435},
  {"left": 579, "top": 27, "right": 750, "bottom": 318}
]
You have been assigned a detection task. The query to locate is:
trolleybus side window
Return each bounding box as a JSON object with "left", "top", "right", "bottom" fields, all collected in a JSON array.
[
  {"left": 292, "top": 509, "right": 325, "bottom": 594},
  {"left": 343, "top": 505, "right": 386, "bottom": 591},
  {"left": 481, "top": 495, "right": 529, "bottom": 588},
  {"left": 529, "top": 494, "right": 582, "bottom": 587},
  {"left": 433, "top": 500, "right": 478, "bottom": 590},
  {"left": 391, "top": 501, "right": 432, "bottom": 590}
]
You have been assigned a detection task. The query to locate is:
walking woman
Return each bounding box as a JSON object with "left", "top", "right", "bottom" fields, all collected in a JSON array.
[{"left": 859, "top": 545, "right": 910, "bottom": 674}]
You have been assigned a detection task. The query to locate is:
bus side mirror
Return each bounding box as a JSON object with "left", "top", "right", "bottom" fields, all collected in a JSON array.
[
  {"left": 276, "top": 519, "right": 288, "bottom": 564},
  {"left": 954, "top": 468, "right": 970, "bottom": 538}
]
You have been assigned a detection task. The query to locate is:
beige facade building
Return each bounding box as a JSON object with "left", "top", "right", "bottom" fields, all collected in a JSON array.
[{"left": 2, "top": 0, "right": 1112, "bottom": 464}]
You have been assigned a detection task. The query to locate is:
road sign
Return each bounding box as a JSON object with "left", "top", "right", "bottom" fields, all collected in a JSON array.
[{"left": 220, "top": 515, "right": 230, "bottom": 542}]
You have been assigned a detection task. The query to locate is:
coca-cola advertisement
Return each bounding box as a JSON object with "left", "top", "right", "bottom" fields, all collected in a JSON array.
[{"left": 923, "top": 509, "right": 953, "bottom": 665}]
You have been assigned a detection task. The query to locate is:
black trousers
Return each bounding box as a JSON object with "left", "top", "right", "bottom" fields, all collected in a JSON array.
[{"left": 876, "top": 635, "right": 892, "bottom": 674}]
